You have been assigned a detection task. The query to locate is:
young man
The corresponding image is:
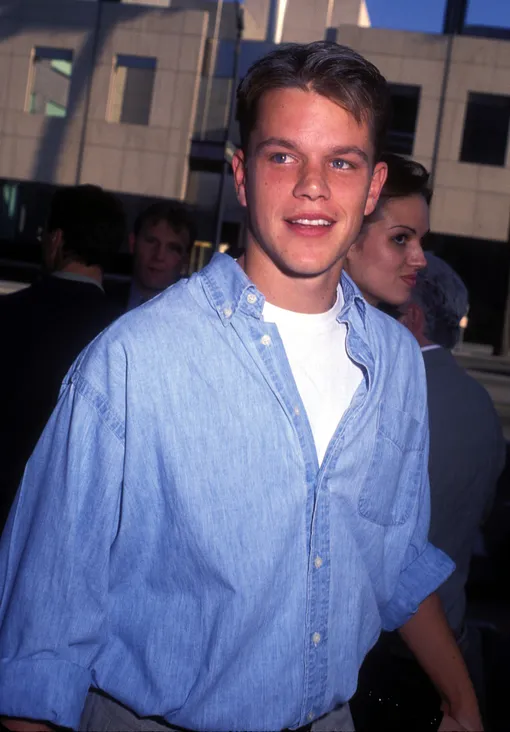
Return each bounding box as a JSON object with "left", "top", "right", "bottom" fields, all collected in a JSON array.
[
  {"left": 0, "top": 184, "right": 125, "bottom": 531},
  {"left": 0, "top": 42, "right": 481, "bottom": 732},
  {"left": 127, "top": 200, "right": 194, "bottom": 310}
]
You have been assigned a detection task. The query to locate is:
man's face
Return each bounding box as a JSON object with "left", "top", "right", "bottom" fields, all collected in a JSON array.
[
  {"left": 232, "top": 87, "right": 386, "bottom": 281},
  {"left": 130, "top": 219, "right": 189, "bottom": 294}
]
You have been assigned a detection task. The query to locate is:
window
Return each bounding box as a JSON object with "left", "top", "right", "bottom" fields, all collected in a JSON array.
[
  {"left": 385, "top": 84, "right": 421, "bottom": 156},
  {"left": 107, "top": 55, "right": 156, "bottom": 126},
  {"left": 26, "top": 47, "right": 73, "bottom": 117},
  {"left": 460, "top": 92, "right": 510, "bottom": 167}
]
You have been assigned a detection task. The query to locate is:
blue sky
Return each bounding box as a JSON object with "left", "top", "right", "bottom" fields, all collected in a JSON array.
[{"left": 365, "top": 0, "right": 510, "bottom": 34}]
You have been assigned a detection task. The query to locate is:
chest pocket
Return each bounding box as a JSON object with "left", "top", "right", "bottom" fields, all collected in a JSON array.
[{"left": 358, "top": 402, "right": 424, "bottom": 526}]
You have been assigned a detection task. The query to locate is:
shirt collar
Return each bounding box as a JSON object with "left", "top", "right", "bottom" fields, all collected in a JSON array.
[
  {"left": 52, "top": 271, "right": 104, "bottom": 293},
  {"left": 421, "top": 344, "right": 442, "bottom": 353},
  {"left": 200, "top": 253, "right": 368, "bottom": 328},
  {"left": 338, "top": 270, "right": 367, "bottom": 326}
]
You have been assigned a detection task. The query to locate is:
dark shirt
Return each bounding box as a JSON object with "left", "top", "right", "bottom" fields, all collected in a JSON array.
[{"left": 0, "top": 275, "right": 121, "bottom": 528}]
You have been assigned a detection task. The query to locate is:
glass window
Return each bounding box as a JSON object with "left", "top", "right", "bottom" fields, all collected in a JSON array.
[
  {"left": 465, "top": 0, "right": 510, "bottom": 32},
  {"left": 385, "top": 84, "right": 422, "bottom": 156},
  {"left": 364, "top": 0, "right": 448, "bottom": 33},
  {"left": 26, "top": 47, "right": 73, "bottom": 118},
  {"left": 460, "top": 92, "right": 510, "bottom": 166},
  {"left": 107, "top": 55, "right": 157, "bottom": 126}
]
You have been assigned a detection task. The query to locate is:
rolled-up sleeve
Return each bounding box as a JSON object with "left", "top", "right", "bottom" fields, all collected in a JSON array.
[
  {"left": 0, "top": 369, "right": 124, "bottom": 729},
  {"left": 381, "top": 539, "right": 454, "bottom": 631}
]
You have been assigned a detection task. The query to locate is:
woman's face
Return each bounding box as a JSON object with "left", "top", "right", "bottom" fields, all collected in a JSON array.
[{"left": 345, "top": 193, "right": 429, "bottom": 306}]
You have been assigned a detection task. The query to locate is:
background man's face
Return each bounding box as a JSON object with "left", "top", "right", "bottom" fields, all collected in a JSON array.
[
  {"left": 131, "top": 219, "right": 189, "bottom": 294},
  {"left": 233, "top": 87, "right": 386, "bottom": 281}
]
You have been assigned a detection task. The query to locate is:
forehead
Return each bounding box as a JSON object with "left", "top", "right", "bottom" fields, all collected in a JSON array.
[
  {"left": 139, "top": 218, "right": 188, "bottom": 243},
  {"left": 380, "top": 194, "right": 430, "bottom": 231},
  {"left": 250, "top": 86, "right": 373, "bottom": 157}
]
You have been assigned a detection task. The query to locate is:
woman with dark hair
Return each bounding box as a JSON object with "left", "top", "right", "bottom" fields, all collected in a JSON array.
[
  {"left": 347, "top": 156, "right": 492, "bottom": 732},
  {"left": 345, "top": 152, "right": 430, "bottom": 307}
]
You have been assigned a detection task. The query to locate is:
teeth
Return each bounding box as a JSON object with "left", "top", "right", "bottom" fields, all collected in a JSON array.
[{"left": 291, "top": 219, "right": 332, "bottom": 226}]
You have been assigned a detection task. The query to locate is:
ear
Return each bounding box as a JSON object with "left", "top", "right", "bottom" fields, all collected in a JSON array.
[
  {"left": 232, "top": 149, "right": 248, "bottom": 208},
  {"left": 128, "top": 233, "right": 136, "bottom": 254},
  {"left": 47, "top": 228, "right": 64, "bottom": 265},
  {"left": 364, "top": 160, "right": 387, "bottom": 217},
  {"left": 401, "top": 301, "right": 425, "bottom": 338}
]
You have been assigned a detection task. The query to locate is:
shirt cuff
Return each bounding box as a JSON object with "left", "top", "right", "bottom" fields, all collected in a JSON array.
[
  {"left": 0, "top": 659, "right": 91, "bottom": 729},
  {"left": 380, "top": 542, "right": 455, "bottom": 631}
]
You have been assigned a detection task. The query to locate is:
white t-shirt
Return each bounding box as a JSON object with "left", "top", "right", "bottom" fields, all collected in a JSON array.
[{"left": 263, "top": 287, "right": 363, "bottom": 465}]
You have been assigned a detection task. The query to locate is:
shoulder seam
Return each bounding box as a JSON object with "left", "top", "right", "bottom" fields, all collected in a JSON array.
[{"left": 69, "top": 371, "right": 125, "bottom": 443}]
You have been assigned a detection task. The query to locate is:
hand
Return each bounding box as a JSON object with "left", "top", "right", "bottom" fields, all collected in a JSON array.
[
  {"left": 0, "top": 719, "right": 54, "bottom": 732},
  {"left": 438, "top": 703, "right": 484, "bottom": 732},
  {"left": 438, "top": 713, "right": 469, "bottom": 731}
]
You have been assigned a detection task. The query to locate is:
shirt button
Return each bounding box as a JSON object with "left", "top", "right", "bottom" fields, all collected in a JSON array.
[
  {"left": 260, "top": 335, "right": 271, "bottom": 346},
  {"left": 294, "top": 406, "right": 300, "bottom": 416},
  {"left": 223, "top": 307, "right": 232, "bottom": 318},
  {"left": 312, "top": 632, "right": 321, "bottom": 645},
  {"left": 314, "top": 556, "right": 323, "bottom": 569},
  {"left": 247, "top": 293, "right": 257, "bottom": 305},
  {"left": 307, "top": 712, "right": 315, "bottom": 721}
]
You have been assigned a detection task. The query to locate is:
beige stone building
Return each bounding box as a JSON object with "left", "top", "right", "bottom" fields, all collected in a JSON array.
[{"left": 0, "top": 0, "right": 509, "bottom": 349}]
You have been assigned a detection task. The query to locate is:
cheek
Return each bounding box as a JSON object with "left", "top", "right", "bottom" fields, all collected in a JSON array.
[
  {"left": 251, "top": 166, "right": 289, "bottom": 204},
  {"left": 168, "top": 253, "right": 183, "bottom": 268}
]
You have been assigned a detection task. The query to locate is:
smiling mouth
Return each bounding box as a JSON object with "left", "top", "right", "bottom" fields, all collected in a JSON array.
[{"left": 286, "top": 218, "right": 334, "bottom": 227}]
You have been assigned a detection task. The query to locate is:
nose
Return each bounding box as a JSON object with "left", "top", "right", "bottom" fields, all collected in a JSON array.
[
  {"left": 153, "top": 242, "right": 166, "bottom": 261},
  {"left": 292, "top": 161, "right": 330, "bottom": 201},
  {"left": 408, "top": 241, "right": 427, "bottom": 271}
]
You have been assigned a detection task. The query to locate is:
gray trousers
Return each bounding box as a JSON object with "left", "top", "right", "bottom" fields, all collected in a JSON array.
[{"left": 79, "top": 691, "right": 355, "bottom": 732}]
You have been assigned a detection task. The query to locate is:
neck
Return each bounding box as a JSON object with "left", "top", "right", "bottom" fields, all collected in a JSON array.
[
  {"left": 417, "top": 333, "right": 434, "bottom": 348},
  {"left": 133, "top": 281, "right": 164, "bottom": 302},
  {"left": 58, "top": 261, "right": 103, "bottom": 285},
  {"left": 239, "top": 247, "right": 342, "bottom": 314}
]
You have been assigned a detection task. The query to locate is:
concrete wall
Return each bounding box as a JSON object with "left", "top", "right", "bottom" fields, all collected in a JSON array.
[
  {"left": 82, "top": 3, "right": 207, "bottom": 198},
  {"left": 334, "top": 26, "right": 510, "bottom": 242},
  {"left": 0, "top": 0, "right": 97, "bottom": 186},
  {"left": 0, "top": 0, "right": 208, "bottom": 199},
  {"left": 1, "top": 0, "right": 509, "bottom": 242}
]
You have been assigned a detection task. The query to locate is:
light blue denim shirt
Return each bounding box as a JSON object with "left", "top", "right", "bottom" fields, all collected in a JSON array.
[{"left": 0, "top": 253, "right": 453, "bottom": 731}]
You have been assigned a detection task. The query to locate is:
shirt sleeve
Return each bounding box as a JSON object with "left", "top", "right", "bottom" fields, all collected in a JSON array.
[
  {"left": 0, "top": 369, "right": 125, "bottom": 729},
  {"left": 379, "top": 411, "right": 455, "bottom": 632}
]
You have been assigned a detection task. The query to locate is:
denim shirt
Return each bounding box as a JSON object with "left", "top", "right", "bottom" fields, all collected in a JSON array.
[{"left": 0, "top": 253, "right": 453, "bottom": 731}]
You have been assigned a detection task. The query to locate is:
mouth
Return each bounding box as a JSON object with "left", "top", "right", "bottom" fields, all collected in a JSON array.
[
  {"left": 401, "top": 274, "right": 417, "bottom": 288},
  {"left": 284, "top": 215, "right": 335, "bottom": 237}
]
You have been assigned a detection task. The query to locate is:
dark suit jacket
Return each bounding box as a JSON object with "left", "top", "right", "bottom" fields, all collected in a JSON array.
[
  {"left": 0, "top": 276, "right": 122, "bottom": 529},
  {"left": 424, "top": 346, "right": 505, "bottom": 634}
]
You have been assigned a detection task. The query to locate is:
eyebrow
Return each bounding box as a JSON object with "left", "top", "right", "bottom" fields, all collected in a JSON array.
[
  {"left": 389, "top": 225, "right": 431, "bottom": 238},
  {"left": 255, "top": 137, "right": 369, "bottom": 163}
]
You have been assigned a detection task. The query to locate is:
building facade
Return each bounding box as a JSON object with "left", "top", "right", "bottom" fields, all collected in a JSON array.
[{"left": 0, "top": 0, "right": 509, "bottom": 349}]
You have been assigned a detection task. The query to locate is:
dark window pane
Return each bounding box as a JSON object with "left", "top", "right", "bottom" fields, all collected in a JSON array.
[
  {"left": 108, "top": 56, "right": 157, "bottom": 126},
  {"left": 385, "top": 84, "right": 421, "bottom": 156},
  {"left": 460, "top": 92, "right": 510, "bottom": 166},
  {"left": 116, "top": 55, "right": 156, "bottom": 71},
  {"left": 121, "top": 67, "right": 155, "bottom": 126}
]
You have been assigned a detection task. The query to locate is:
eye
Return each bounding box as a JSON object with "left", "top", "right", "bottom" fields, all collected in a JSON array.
[
  {"left": 392, "top": 233, "right": 408, "bottom": 246},
  {"left": 269, "top": 152, "right": 294, "bottom": 164},
  {"left": 331, "top": 159, "right": 352, "bottom": 170}
]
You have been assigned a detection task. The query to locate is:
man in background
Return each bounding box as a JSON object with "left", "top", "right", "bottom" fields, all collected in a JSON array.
[
  {"left": 402, "top": 252, "right": 505, "bottom": 646},
  {"left": 0, "top": 184, "right": 125, "bottom": 530},
  {"left": 127, "top": 200, "right": 195, "bottom": 310}
]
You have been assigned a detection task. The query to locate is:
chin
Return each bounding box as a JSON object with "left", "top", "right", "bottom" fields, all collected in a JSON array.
[{"left": 279, "top": 254, "right": 341, "bottom": 279}]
